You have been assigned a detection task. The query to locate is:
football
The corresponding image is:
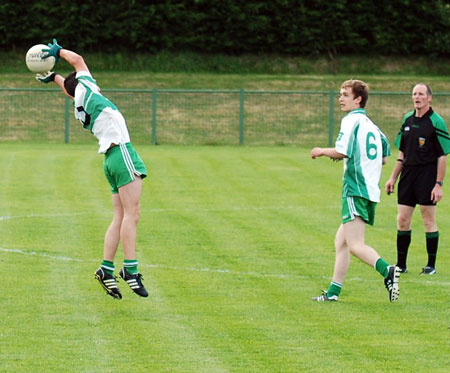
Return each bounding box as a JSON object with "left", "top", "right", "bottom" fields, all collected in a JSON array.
[{"left": 25, "top": 44, "right": 55, "bottom": 73}]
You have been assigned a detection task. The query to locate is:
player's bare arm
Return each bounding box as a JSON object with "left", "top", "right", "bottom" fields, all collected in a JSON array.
[
  {"left": 59, "top": 49, "right": 89, "bottom": 72},
  {"left": 311, "top": 147, "right": 346, "bottom": 160},
  {"left": 53, "top": 74, "right": 71, "bottom": 98}
]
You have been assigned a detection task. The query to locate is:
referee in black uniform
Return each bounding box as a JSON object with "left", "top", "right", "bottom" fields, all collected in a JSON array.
[{"left": 385, "top": 83, "right": 450, "bottom": 275}]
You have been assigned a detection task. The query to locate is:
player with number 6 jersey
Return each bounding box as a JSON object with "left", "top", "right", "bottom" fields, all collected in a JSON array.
[
  {"left": 310, "top": 79, "right": 400, "bottom": 303},
  {"left": 336, "top": 107, "right": 390, "bottom": 203}
]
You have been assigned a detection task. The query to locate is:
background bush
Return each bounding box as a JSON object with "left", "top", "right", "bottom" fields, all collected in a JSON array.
[{"left": 1, "top": 0, "right": 449, "bottom": 56}]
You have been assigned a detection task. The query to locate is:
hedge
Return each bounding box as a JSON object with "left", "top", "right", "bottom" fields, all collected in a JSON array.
[{"left": 1, "top": 0, "right": 449, "bottom": 56}]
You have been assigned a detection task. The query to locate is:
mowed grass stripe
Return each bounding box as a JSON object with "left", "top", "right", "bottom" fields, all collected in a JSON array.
[
  {"left": 1, "top": 144, "right": 449, "bottom": 372},
  {"left": 140, "top": 147, "right": 328, "bottom": 370}
]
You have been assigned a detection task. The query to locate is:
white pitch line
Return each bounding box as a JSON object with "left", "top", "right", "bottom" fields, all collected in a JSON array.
[
  {"left": 147, "top": 205, "right": 338, "bottom": 213},
  {"left": 0, "top": 246, "right": 304, "bottom": 279},
  {"left": 0, "top": 205, "right": 334, "bottom": 222},
  {"left": 1, "top": 246, "right": 449, "bottom": 286},
  {"left": 0, "top": 247, "right": 91, "bottom": 262},
  {"left": 0, "top": 212, "right": 90, "bottom": 221}
]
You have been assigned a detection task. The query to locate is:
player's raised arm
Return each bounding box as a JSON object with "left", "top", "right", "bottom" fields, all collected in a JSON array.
[{"left": 42, "top": 39, "right": 89, "bottom": 72}]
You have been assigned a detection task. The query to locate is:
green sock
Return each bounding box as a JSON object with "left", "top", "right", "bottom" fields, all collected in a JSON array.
[
  {"left": 124, "top": 259, "right": 139, "bottom": 274},
  {"left": 375, "top": 258, "right": 390, "bottom": 278},
  {"left": 327, "top": 281, "right": 343, "bottom": 297},
  {"left": 101, "top": 260, "right": 114, "bottom": 275}
]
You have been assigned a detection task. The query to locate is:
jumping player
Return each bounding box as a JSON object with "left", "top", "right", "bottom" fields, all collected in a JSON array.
[{"left": 37, "top": 39, "right": 148, "bottom": 299}]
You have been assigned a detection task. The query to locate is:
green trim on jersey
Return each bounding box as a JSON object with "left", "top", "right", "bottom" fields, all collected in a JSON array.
[
  {"left": 343, "top": 121, "right": 371, "bottom": 200},
  {"left": 395, "top": 110, "right": 450, "bottom": 154},
  {"left": 336, "top": 108, "right": 389, "bottom": 202},
  {"left": 430, "top": 111, "right": 450, "bottom": 154},
  {"left": 78, "top": 77, "right": 119, "bottom": 132},
  {"left": 395, "top": 110, "right": 414, "bottom": 148},
  {"left": 381, "top": 132, "right": 391, "bottom": 157}
]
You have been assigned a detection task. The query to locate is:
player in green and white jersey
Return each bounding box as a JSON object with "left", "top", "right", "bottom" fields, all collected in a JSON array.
[
  {"left": 310, "top": 79, "right": 400, "bottom": 302},
  {"left": 37, "top": 39, "right": 148, "bottom": 299}
]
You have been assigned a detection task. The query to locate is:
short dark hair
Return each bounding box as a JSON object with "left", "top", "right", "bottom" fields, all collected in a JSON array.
[
  {"left": 341, "top": 79, "right": 369, "bottom": 108},
  {"left": 64, "top": 72, "right": 78, "bottom": 97}
]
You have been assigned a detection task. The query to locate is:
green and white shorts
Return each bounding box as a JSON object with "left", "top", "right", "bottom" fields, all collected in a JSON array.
[
  {"left": 341, "top": 196, "right": 377, "bottom": 226},
  {"left": 103, "top": 143, "right": 147, "bottom": 194}
]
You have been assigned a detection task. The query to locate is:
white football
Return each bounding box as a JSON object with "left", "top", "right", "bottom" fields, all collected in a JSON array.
[{"left": 25, "top": 44, "right": 56, "bottom": 73}]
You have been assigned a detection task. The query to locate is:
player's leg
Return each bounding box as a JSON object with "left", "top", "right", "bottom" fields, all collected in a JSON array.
[
  {"left": 332, "top": 224, "right": 350, "bottom": 284},
  {"left": 328, "top": 224, "right": 349, "bottom": 299},
  {"left": 94, "top": 159, "right": 124, "bottom": 299},
  {"left": 343, "top": 217, "right": 381, "bottom": 266},
  {"left": 312, "top": 225, "right": 348, "bottom": 301},
  {"left": 343, "top": 217, "right": 399, "bottom": 301},
  {"left": 118, "top": 177, "right": 142, "bottom": 260},
  {"left": 104, "top": 193, "right": 124, "bottom": 261},
  {"left": 419, "top": 205, "right": 438, "bottom": 274},
  {"left": 117, "top": 176, "right": 148, "bottom": 297},
  {"left": 311, "top": 225, "right": 346, "bottom": 301}
]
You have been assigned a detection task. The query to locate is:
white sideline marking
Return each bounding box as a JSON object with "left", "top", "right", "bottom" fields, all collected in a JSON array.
[
  {"left": 0, "top": 247, "right": 90, "bottom": 262},
  {"left": 0, "top": 212, "right": 90, "bottom": 221},
  {"left": 0, "top": 246, "right": 303, "bottom": 279},
  {"left": 147, "top": 205, "right": 314, "bottom": 213},
  {"left": 1, "top": 246, "right": 449, "bottom": 286},
  {"left": 0, "top": 205, "right": 336, "bottom": 222}
]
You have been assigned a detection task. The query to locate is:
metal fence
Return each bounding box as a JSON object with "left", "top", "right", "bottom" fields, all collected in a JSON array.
[{"left": 1, "top": 88, "right": 450, "bottom": 146}]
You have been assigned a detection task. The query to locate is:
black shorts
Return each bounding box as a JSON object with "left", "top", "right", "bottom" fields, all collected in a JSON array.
[{"left": 398, "top": 164, "right": 437, "bottom": 207}]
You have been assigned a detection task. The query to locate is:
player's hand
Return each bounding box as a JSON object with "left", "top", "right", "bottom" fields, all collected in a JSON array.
[
  {"left": 35, "top": 71, "right": 56, "bottom": 83},
  {"left": 311, "top": 147, "right": 323, "bottom": 159},
  {"left": 42, "top": 39, "right": 62, "bottom": 61}
]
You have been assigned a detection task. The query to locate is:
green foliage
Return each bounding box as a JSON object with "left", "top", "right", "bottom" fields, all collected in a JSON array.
[
  {"left": 1, "top": 144, "right": 450, "bottom": 371},
  {"left": 1, "top": 0, "right": 449, "bottom": 56},
  {"left": 3, "top": 49, "right": 450, "bottom": 75}
]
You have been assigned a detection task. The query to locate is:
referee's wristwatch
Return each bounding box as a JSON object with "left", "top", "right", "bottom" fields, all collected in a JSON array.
[{"left": 436, "top": 181, "right": 444, "bottom": 186}]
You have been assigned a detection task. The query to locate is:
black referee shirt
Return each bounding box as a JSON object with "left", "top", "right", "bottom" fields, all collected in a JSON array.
[{"left": 396, "top": 108, "right": 446, "bottom": 166}]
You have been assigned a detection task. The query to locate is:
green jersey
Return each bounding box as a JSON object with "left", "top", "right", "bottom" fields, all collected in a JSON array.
[
  {"left": 74, "top": 71, "right": 130, "bottom": 154},
  {"left": 335, "top": 108, "right": 390, "bottom": 203}
]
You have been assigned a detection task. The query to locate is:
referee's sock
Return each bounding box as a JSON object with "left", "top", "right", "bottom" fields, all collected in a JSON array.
[
  {"left": 426, "top": 231, "right": 439, "bottom": 268},
  {"left": 397, "top": 230, "right": 411, "bottom": 269}
]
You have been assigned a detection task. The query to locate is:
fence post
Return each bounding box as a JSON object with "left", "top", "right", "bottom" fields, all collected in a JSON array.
[
  {"left": 64, "top": 96, "right": 70, "bottom": 144},
  {"left": 328, "top": 90, "right": 335, "bottom": 147},
  {"left": 152, "top": 89, "right": 157, "bottom": 145},
  {"left": 239, "top": 89, "right": 245, "bottom": 145}
]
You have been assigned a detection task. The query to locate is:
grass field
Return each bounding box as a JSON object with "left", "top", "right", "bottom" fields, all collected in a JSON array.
[{"left": 1, "top": 144, "right": 449, "bottom": 372}]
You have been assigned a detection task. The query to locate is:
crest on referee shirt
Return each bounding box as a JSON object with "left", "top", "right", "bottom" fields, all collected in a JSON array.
[{"left": 418, "top": 137, "right": 426, "bottom": 147}]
